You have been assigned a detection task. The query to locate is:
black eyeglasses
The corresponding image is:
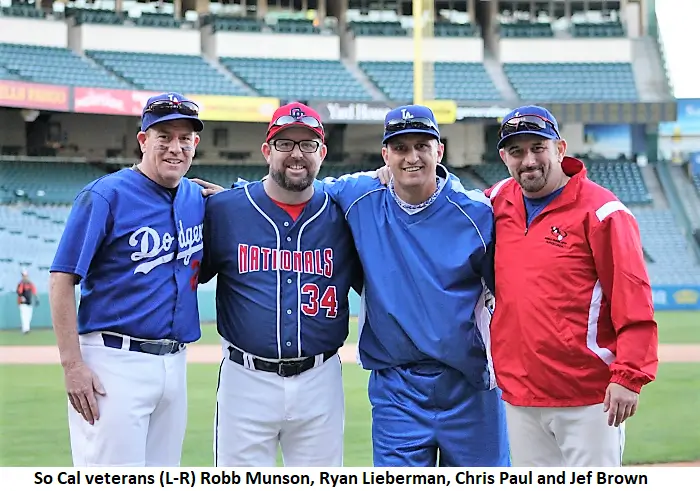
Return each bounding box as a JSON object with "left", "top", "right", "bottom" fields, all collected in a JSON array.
[
  {"left": 384, "top": 117, "right": 438, "bottom": 134},
  {"left": 270, "top": 115, "right": 323, "bottom": 130},
  {"left": 144, "top": 99, "right": 199, "bottom": 116},
  {"left": 498, "top": 114, "right": 560, "bottom": 141},
  {"left": 271, "top": 139, "right": 321, "bottom": 153}
]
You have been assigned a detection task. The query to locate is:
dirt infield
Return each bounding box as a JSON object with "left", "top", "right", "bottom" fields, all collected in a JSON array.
[{"left": 1, "top": 343, "right": 699, "bottom": 365}]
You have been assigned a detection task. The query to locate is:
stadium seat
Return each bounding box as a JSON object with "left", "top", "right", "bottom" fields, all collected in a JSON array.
[
  {"left": 206, "top": 16, "right": 265, "bottom": 33},
  {"left": 359, "top": 61, "right": 501, "bottom": 101},
  {"left": 220, "top": 58, "right": 372, "bottom": 101},
  {"left": 471, "top": 163, "right": 510, "bottom": 186},
  {"left": 571, "top": 22, "right": 625, "bottom": 38},
  {"left": 87, "top": 51, "right": 252, "bottom": 96},
  {"left": 348, "top": 21, "right": 407, "bottom": 36},
  {"left": 273, "top": 19, "right": 320, "bottom": 34},
  {"left": 500, "top": 22, "right": 554, "bottom": 38},
  {"left": 65, "top": 7, "right": 125, "bottom": 25},
  {"left": 0, "top": 161, "right": 107, "bottom": 205},
  {"left": 692, "top": 173, "right": 700, "bottom": 196},
  {"left": 0, "top": 44, "right": 132, "bottom": 89},
  {"left": 586, "top": 161, "right": 652, "bottom": 204},
  {"left": 503, "top": 63, "right": 639, "bottom": 102},
  {"left": 633, "top": 209, "right": 700, "bottom": 286}
]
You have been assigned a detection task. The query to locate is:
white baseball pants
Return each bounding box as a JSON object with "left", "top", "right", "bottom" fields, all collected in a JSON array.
[
  {"left": 214, "top": 343, "right": 345, "bottom": 467},
  {"left": 68, "top": 332, "right": 188, "bottom": 467},
  {"left": 19, "top": 304, "right": 33, "bottom": 333},
  {"left": 505, "top": 402, "right": 626, "bottom": 467}
]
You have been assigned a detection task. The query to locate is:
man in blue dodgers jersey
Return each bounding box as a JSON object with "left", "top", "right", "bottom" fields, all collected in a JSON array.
[
  {"left": 49, "top": 93, "right": 206, "bottom": 467},
  {"left": 321, "top": 105, "right": 510, "bottom": 467},
  {"left": 199, "top": 102, "right": 362, "bottom": 467}
]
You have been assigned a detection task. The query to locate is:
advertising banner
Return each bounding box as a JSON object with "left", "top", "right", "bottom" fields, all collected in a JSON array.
[
  {"left": 0, "top": 80, "right": 69, "bottom": 111},
  {"left": 188, "top": 95, "right": 279, "bottom": 123},
  {"left": 651, "top": 285, "right": 700, "bottom": 311},
  {"left": 311, "top": 100, "right": 514, "bottom": 124},
  {"left": 310, "top": 101, "right": 391, "bottom": 124},
  {"left": 73, "top": 87, "right": 160, "bottom": 116}
]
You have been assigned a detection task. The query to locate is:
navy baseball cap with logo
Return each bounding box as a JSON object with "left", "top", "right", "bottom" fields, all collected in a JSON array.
[
  {"left": 497, "top": 105, "right": 561, "bottom": 149},
  {"left": 382, "top": 104, "right": 440, "bottom": 144},
  {"left": 141, "top": 92, "right": 204, "bottom": 132}
]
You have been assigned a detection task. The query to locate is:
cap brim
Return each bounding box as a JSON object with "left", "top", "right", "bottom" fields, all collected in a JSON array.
[
  {"left": 142, "top": 113, "right": 204, "bottom": 132},
  {"left": 497, "top": 130, "right": 556, "bottom": 149},
  {"left": 382, "top": 128, "right": 440, "bottom": 144}
]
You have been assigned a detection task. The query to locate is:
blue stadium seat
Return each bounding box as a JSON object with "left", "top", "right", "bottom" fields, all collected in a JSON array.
[
  {"left": 0, "top": 43, "right": 131, "bottom": 89},
  {"left": 87, "top": 51, "right": 252, "bottom": 96},
  {"left": 0, "top": 161, "right": 107, "bottom": 205},
  {"left": 692, "top": 173, "right": 700, "bottom": 196},
  {"left": 359, "top": 61, "right": 501, "bottom": 101},
  {"left": 503, "top": 63, "right": 639, "bottom": 102},
  {"left": 633, "top": 209, "right": 700, "bottom": 286},
  {"left": 500, "top": 22, "right": 554, "bottom": 38},
  {"left": 220, "top": 58, "right": 372, "bottom": 101}
]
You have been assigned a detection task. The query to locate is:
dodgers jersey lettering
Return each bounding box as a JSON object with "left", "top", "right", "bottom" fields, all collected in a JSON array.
[
  {"left": 50, "top": 168, "right": 205, "bottom": 343},
  {"left": 322, "top": 166, "right": 496, "bottom": 390},
  {"left": 199, "top": 180, "right": 362, "bottom": 360}
]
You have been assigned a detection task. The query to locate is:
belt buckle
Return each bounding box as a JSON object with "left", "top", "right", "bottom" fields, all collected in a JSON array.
[{"left": 277, "top": 361, "right": 302, "bottom": 377}]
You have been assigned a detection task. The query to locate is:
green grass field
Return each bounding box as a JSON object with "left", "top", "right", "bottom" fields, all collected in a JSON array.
[
  {"left": 1, "top": 311, "right": 698, "bottom": 346},
  {"left": 0, "top": 310, "right": 698, "bottom": 466},
  {"left": 1, "top": 363, "right": 698, "bottom": 466}
]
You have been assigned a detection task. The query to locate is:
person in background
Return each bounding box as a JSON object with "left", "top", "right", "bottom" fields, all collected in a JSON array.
[{"left": 17, "top": 269, "right": 39, "bottom": 334}]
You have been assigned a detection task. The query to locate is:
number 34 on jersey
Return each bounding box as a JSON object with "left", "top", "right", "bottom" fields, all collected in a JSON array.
[{"left": 238, "top": 244, "right": 339, "bottom": 319}]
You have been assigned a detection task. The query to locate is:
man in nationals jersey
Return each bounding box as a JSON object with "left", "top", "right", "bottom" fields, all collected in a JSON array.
[{"left": 199, "top": 103, "right": 361, "bottom": 467}]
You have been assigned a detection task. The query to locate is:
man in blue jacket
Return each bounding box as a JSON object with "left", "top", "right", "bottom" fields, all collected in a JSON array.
[{"left": 321, "top": 105, "right": 509, "bottom": 467}]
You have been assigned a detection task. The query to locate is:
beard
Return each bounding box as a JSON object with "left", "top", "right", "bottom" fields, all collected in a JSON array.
[
  {"left": 269, "top": 160, "right": 317, "bottom": 192},
  {"left": 516, "top": 165, "right": 548, "bottom": 194}
]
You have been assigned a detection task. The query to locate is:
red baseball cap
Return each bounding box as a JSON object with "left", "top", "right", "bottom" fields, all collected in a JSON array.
[{"left": 266, "top": 102, "right": 325, "bottom": 142}]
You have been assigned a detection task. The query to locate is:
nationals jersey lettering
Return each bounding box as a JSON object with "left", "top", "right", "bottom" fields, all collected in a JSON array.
[
  {"left": 50, "top": 168, "right": 205, "bottom": 343},
  {"left": 238, "top": 245, "right": 333, "bottom": 278},
  {"left": 130, "top": 220, "right": 204, "bottom": 274},
  {"left": 200, "top": 180, "right": 361, "bottom": 360}
]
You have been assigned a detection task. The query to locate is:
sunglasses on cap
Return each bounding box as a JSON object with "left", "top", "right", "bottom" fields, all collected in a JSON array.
[
  {"left": 144, "top": 99, "right": 199, "bottom": 116},
  {"left": 384, "top": 117, "right": 438, "bottom": 133},
  {"left": 270, "top": 115, "right": 323, "bottom": 130},
  {"left": 498, "top": 114, "right": 560, "bottom": 140}
]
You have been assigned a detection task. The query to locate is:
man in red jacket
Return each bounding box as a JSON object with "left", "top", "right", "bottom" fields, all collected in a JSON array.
[{"left": 484, "top": 105, "right": 658, "bottom": 467}]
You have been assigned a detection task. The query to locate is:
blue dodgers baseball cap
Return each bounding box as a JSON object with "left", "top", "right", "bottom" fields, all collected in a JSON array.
[
  {"left": 382, "top": 104, "right": 440, "bottom": 144},
  {"left": 141, "top": 92, "right": 204, "bottom": 132},
  {"left": 497, "top": 105, "right": 561, "bottom": 149}
]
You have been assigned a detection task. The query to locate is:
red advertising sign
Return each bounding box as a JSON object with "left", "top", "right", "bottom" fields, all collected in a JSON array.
[
  {"left": 73, "top": 87, "right": 160, "bottom": 116},
  {"left": 0, "top": 80, "right": 70, "bottom": 111}
]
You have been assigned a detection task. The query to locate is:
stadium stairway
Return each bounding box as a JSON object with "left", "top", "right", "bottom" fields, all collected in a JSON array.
[
  {"left": 340, "top": 58, "right": 389, "bottom": 102},
  {"left": 669, "top": 164, "right": 700, "bottom": 229}
]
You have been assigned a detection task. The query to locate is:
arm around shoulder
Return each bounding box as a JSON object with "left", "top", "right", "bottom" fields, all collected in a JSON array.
[{"left": 320, "top": 170, "right": 381, "bottom": 212}]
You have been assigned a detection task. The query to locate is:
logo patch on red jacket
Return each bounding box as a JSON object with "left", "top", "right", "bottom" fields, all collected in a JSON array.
[{"left": 545, "top": 226, "right": 569, "bottom": 248}]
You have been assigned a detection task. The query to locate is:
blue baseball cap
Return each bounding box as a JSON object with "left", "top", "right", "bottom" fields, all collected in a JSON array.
[
  {"left": 382, "top": 104, "right": 440, "bottom": 144},
  {"left": 497, "top": 105, "right": 560, "bottom": 149},
  {"left": 141, "top": 92, "right": 204, "bottom": 132}
]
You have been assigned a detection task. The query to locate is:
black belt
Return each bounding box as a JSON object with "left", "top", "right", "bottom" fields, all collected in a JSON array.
[
  {"left": 227, "top": 346, "right": 337, "bottom": 377},
  {"left": 102, "top": 333, "right": 185, "bottom": 356}
]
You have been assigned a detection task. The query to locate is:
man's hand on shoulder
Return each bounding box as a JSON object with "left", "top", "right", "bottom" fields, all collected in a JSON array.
[
  {"left": 191, "top": 178, "right": 225, "bottom": 197},
  {"left": 376, "top": 165, "right": 392, "bottom": 186}
]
